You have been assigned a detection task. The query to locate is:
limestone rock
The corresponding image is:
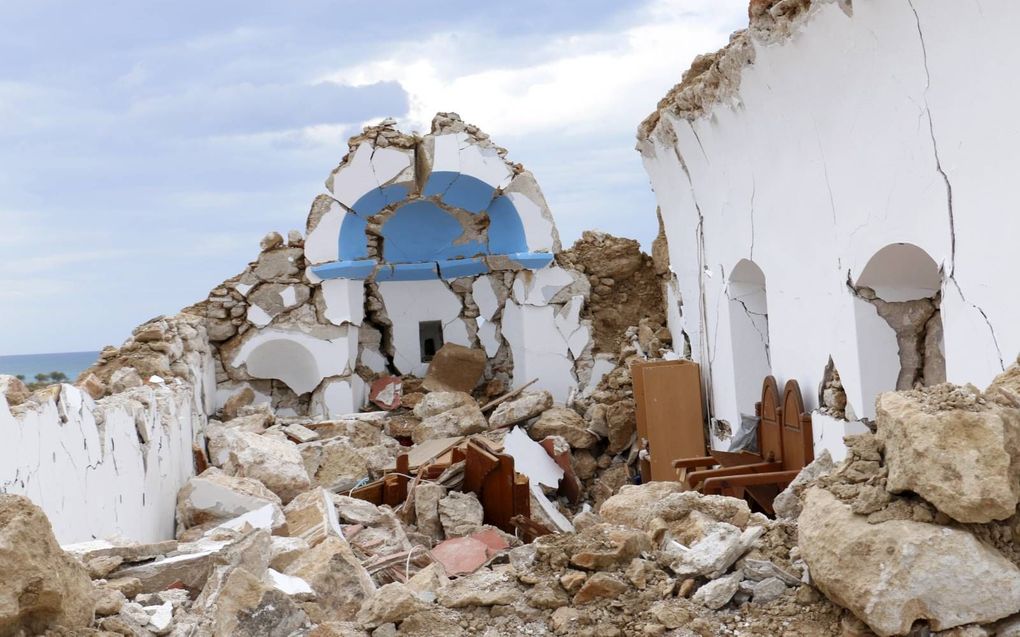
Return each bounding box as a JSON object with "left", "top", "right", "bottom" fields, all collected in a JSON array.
[
  {"left": 437, "top": 569, "right": 519, "bottom": 607},
  {"left": 438, "top": 491, "right": 484, "bottom": 537},
  {"left": 356, "top": 582, "right": 425, "bottom": 628},
  {"left": 799, "top": 488, "right": 1020, "bottom": 636},
  {"left": 220, "top": 429, "right": 311, "bottom": 503},
  {"left": 0, "top": 495, "right": 95, "bottom": 635},
  {"left": 284, "top": 488, "right": 344, "bottom": 547},
  {"left": 877, "top": 389, "right": 1020, "bottom": 523},
  {"left": 209, "top": 567, "right": 308, "bottom": 636},
  {"left": 78, "top": 373, "right": 106, "bottom": 400},
  {"left": 222, "top": 387, "right": 255, "bottom": 421},
  {"left": 669, "top": 523, "right": 763, "bottom": 579},
  {"left": 92, "top": 586, "right": 126, "bottom": 616},
  {"left": 773, "top": 450, "right": 834, "bottom": 520},
  {"left": 176, "top": 467, "right": 282, "bottom": 530},
  {"left": 422, "top": 344, "right": 487, "bottom": 393},
  {"left": 573, "top": 572, "right": 628, "bottom": 605},
  {"left": 0, "top": 375, "right": 30, "bottom": 406},
  {"left": 412, "top": 403, "right": 488, "bottom": 444},
  {"left": 751, "top": 577, "right": 787, "bottom": 604},
  {"left": 530, "top": 407, "right": 598, "bottom": 449},
  {"left": 605, "top": 399, "right": 636, "bottom": 454},
  {"left": 414, "top": 483, "right": 447, "bottom": 541},
  {"left": 309, "top": 438, "right": 371, "bottom": 491},
  {"left": 489, "top": 391, "right": 554, "bottom": 428},
  {"left": 109, "top": 366, "right": 143, "bottom": 393},
  {"left": 527, "top": 581, "right": 569, "bottom": 609},
  {"left": 600, "top": 482, "right": 750, "bottom": 534},
  {"left": 112, "top": 549, "right": 218, "bottom": 595},
  {"left": 285, "top": 536, "right": 375, "bottom": 622},
  {"left": 412, "top": 391, "right": 475, "bottom": 419},
  {"left": 569, "top": 524, "right": 652, "bottom": 571},
  {"left": 260, "top": 231, "right": 284, "bottom": 251},
  {"left": 691, "top": 570, "right": 742, "bottom": 609}
]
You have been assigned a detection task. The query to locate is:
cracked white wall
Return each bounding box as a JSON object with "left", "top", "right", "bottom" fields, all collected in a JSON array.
[
  {"left": 641, "top": 0, "right": 1016, "bottom": 453},
  {"left": 0, "top": 383, "right": 203, "bottom": 544}
]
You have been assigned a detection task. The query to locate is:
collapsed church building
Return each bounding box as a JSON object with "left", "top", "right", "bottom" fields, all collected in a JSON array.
[{"left": 4, "top": 1, "right": 1020, "bottom": 635}]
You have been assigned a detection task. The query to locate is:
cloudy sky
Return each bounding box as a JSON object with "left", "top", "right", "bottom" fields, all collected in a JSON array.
[{"left": 0, "top": 0, "right": 746, "bottom": 355}]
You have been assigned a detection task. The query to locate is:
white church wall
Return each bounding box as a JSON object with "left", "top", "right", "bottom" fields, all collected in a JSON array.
[{"left": 641, "top": 0, "right": 1017, "bottom": 454}]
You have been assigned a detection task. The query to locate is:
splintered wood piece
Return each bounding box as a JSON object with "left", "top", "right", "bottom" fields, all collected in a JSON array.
[
  {"left": 510, "top": 514, "right": 553, "bottom": 543},
  {"left": 481, "top": 378, "right": 538, "bottom": 413}
]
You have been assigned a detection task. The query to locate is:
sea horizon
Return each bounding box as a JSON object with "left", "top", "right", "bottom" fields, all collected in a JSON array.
[{"left": 0, "top": 350, "right": 102, "bottom": 381}]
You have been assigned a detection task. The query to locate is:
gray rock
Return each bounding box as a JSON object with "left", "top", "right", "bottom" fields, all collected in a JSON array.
[
  {"left": 692, "top": 570, "right": 743, "bottom": 609},
  {"left": 751, "top": 577, "right": 787, "bottom": 604}
]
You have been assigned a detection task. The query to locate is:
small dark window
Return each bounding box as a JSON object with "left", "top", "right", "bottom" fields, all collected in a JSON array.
[{"left": 419, "top": 321, "right": 444, "bottom": 362}]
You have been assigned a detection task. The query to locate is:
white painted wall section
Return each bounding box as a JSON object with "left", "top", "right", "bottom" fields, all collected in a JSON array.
[{"left": 641, "top": 0, "right": 1018, "bottom": 456}]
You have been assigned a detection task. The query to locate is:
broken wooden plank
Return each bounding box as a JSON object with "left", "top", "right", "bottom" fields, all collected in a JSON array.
[{"left": 481, "top": 378, "right": 538, "bottom": 413}]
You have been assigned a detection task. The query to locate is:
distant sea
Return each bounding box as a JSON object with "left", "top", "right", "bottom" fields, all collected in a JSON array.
[{"left": 0, "top": 351, "right": 101, "bottom": 382}]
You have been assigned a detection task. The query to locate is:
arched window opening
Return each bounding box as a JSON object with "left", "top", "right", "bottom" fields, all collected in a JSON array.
[
  {"left": 727, "top": 259, "right": 771, "bottom": 434},
  {"left": 852, "top": 243, "right": 945, "bottom": 418}
]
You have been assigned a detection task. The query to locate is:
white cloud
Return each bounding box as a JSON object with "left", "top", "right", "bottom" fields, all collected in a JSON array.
[{"left": 321, "top": 0, "right": 746, "bottom": 136}]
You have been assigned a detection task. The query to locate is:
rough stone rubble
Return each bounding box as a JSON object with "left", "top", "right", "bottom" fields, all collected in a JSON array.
[{"left": 12, "top": 353, "right": 1020, "bottom": 636}]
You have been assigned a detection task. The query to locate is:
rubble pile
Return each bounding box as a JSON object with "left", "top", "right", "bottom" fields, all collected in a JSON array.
[
  {"left": 24, "top": 357, "right": 1020, "bottom": 635},
  {"left": 786, "top": 357, "right": 1020, "bottom": 636},
  {"left": 559, "top": 231, "right": 667, "bottom": 356}
]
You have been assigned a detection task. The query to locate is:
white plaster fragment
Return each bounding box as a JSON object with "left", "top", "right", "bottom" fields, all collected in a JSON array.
[
  {"left": 471, "top": 276, "right": 501, "bottom": 321},
  {"left": 359, "top": 346, "right": 388, "bottom": 374},
  {"left": 247, "top": 304, "right": 273, "bottom": 328},
  {"left": 321, "top": 278, "right": 365, "bottom": 327},
  {"left": 504, "top": 426, "right": 563, "bottom": 490},
  {"left": 233, "top": 328, "right": 356, "bottom": 395},
  {"left": 266, "top": 569, "right": 315, "bottom": 597},
  {"left": 512, "top": 266, "right": 575, "bottom": 307},
  {"left": 212, "top": 503, "right": 286, "bottom": 534},
  {"left": 502, "top": 300, "right": 575, "bottom": 403},
  {"left": 304, "top": 200, "right": 345, "bottom": 265},
  {"left": 478, "top": 319, "right": 501, "bottom": 358},
  {"left": 370, "top": 146, "right": 414, "bottom": 187},
  {"left": 458, "top": 138, "right": 513, "bottom": 189},
  {"left": 328, "top": 143, "right": 377, "bottom": 209},
  {"left": 280, "top": 286, "right": 297, "bottom": 308}
]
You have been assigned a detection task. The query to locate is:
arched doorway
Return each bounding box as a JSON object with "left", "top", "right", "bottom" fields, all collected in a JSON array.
[
  {"left": 852, "top": 243, "right": 945, "bottom": 418},
  {"left": 727, "top": 259, "right": 771, "bottom": 425}
]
